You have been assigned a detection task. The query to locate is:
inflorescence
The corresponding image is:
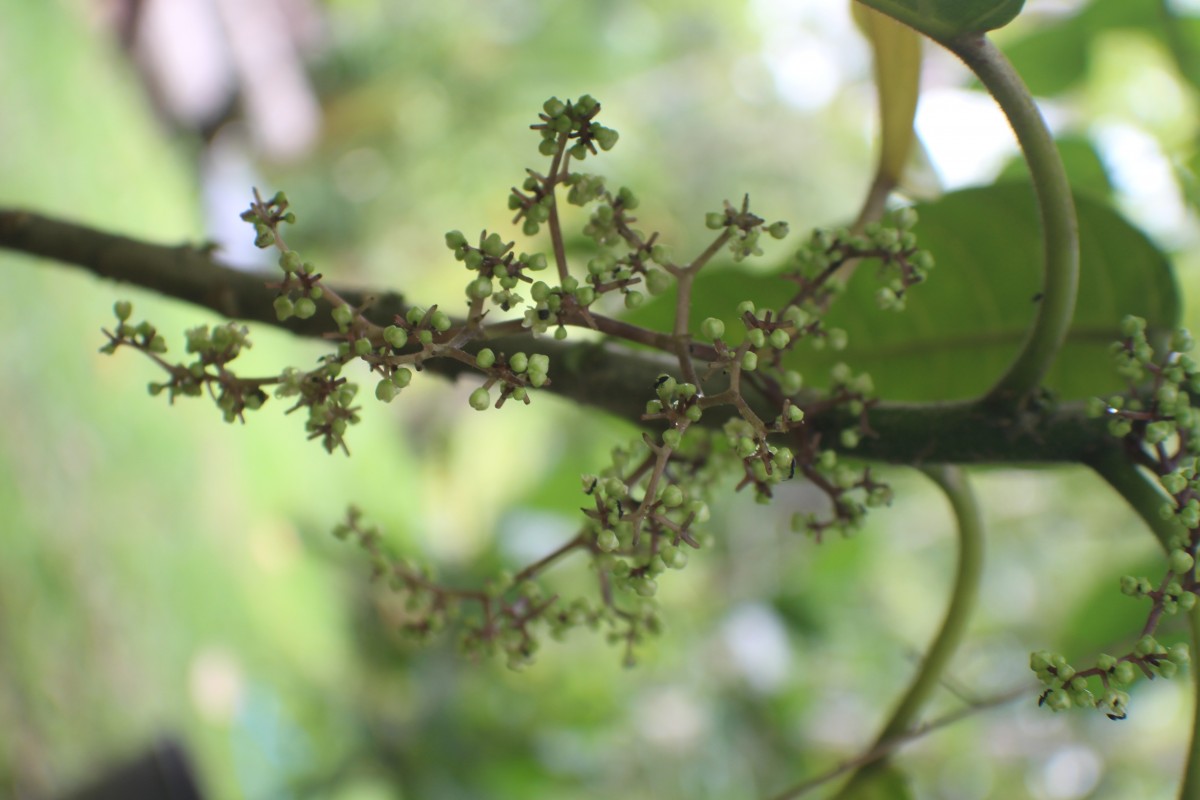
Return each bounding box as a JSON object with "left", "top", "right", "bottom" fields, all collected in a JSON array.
[
  {"left": 1030, "top": 316, "right": 1198, "bottom": 718},
  {"left": 101, "top": 95, "right": 935, "bottom": 666}
]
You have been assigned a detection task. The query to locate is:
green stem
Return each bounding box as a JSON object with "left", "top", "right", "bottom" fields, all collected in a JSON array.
[
  {"left": 0, "top": 210, "right": 1122, "bottom": 466},
  {"left": 942, "top": 34, "right": 1079, "bottom": 408},
  {"left": 830, "top": 465, "right": 984, "bottom": 799},
  {"left": 1086, "top": 450, "right": 1200, "bottom": 799}
]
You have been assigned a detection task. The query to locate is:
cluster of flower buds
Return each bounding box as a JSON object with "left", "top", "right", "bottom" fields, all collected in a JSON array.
[{"left": 1040, "top": 316, "right": 1200, "bottom": 716}]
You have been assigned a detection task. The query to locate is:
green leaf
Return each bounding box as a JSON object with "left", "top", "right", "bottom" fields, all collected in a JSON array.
[
  {"left": 1002, "top": 0, "right": 1168, "bottom": 98},
  {"left": 855, "top": 0, "right": 1025, "bottom": 41},
  {"left": 627, "top": 183, "right": 1179, "bottom": 402},
  {"left": 996, "top": 136, "right": 1114, "bottom": 201},
  {"left": 853, "top": 4, "right": 923, "bottom": 184}
]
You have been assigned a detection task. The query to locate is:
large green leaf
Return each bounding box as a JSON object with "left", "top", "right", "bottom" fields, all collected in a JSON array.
[
  {"left": 856, "top": 0, "right": 1025, "bottom": 41},
  {"left": 1002, "top": 0, "right": 1190, "bottom": 98},
  {"left": 996, "top": 135, "right": 1114, "bottom": 201},
  {"left": 627, "top": 183, "right": 1179, "bottom": 402}
]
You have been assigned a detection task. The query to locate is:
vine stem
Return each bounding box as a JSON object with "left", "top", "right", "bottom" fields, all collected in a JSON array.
[
  {"left": 942, "top": 33, "right": 1079, "bottom": 408},
  {"left": 1087, "top": 449, "right": 1200, "bottom": 798},
  {"left": 820, "top": 464, "right": 984, "bottom": 799},
  {"left": 769, "top": 685, "right": 1027, "bottom": 799}
]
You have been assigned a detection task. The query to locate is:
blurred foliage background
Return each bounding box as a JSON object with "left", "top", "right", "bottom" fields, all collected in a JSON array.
[{"left": 3, "top": 0, "right": 1200, "bottom": 798}]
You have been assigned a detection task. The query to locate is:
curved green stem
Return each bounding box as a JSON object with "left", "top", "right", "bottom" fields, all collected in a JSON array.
[
  {"left": 942, "top": 34, "right": 1079, "bottom": 408},
  {"left": 829, "top": 465, "right": 984, "bottom": 799},
  {"left": 1087, "top": 450, "right": 1200, "bottom": 798}
]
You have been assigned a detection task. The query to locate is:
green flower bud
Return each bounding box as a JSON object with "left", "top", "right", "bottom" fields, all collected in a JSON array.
[
  {"left": 1113, "top": 660, "right": 1137, "bottom": 685},
  {"left": 469, "top": 386, "right": 491, "bottom": 410},
  {"left": 893, "top": 207, "right": 918, "bottom": 229},
  {"left": 701, "top": 317, "right": 725, "bottom": 341},
  {"left": 645, "top": 269, "right": 672, "bottom": 295},
  {"left": 1046, "top": 689, "right": 1072, "bottom": 711},
  {"left": 528, "top": 354, "right": 550, "bottom": 375},
  {"left": 662, "top": 429, "right": 682, "bottom": 448},
  {"left": 769, "top": 328, "right": 790, "bottom": 350},
  {"left": 445, "top": 230, "right": 468, "bottom": 250},
  {"left": 705, "top": 212, "right": 726, "bottom": 230},
  {"left": 481, "top": 232, "right": 507, "bottom": 258},
  {"left": 781, "top": 370, "right": 803, "bottom": 395},
  {"left": 384, "top": 325, "right": 408, "bottom": 349},
  {"left": 467, "top": 276, "right": 493, "bottom": 300},
  {"left": 1136, "top": 635, "right": 1159, "bottom": 655},
  {"left": 279, "top": 251, "right": 302, "bottom": 273},
  {"left": 592, "top": 125, "right": 619, "bottom": 151},
  {"left": 661, "top": 485, "right": 684, "bottom": 508},
  {"left": 114, "top": 300, "right": 133, "bottom": 321},
  {"left": 332, "top": 304, "right": 353, "bottom": 329},
  {"left": 376, "top": 379, "right": 399, "bottom": 402},
  {"left": 741, "top": 351, "right": 758, "bottom": 372},
  {"left": 509, "top": 352, "right": 529, "bottom": 373},
  {"left": 273, "top": 295, "right": 295, "bottom": 320},
  {"left": 354, "top": 337, "right": 373, "bottom": 356},
  {"left": 1097, "top": 653, "right": 1117, "bottom": 672},
  {"left": 624, "top": 291, "right": 644, "bottom": 309},
  {"left": 663, "top": 547, "right": 688, "bottom": 570},
  {"left": 430, "top": 310, "right": 452, "bottom": 332},
  {"left": 597, "top": 529, "right": 619, "bottom": 552},
  {"left": 1120, "top": 315, "right": 1147, "bottom": 338},
  {"left": 1163, "top": 472, "right": 1188, "bottom": 495},
  {"left": 767, "top": 221, "right": 789, "bottom": 239},
  {"left": 293, "top": 297, "right": 317, "bottom": 319},
  {"left": 1171, "top": 549, "right": 1195, "bottom": 575},
  {"left": 392, "top": 368, "right": 413, "bottom": 388},
  {"left": 1170, "top": 643, "right": 1191, "bottom": 664}
]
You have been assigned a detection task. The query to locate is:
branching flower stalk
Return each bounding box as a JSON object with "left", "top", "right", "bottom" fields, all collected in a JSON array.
[
  {"left": 1029, "top": 318, "right": 1198, "bottom": 721},
  {"left": 94, "top": 96, "right": 934, "bottom": 666}
]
